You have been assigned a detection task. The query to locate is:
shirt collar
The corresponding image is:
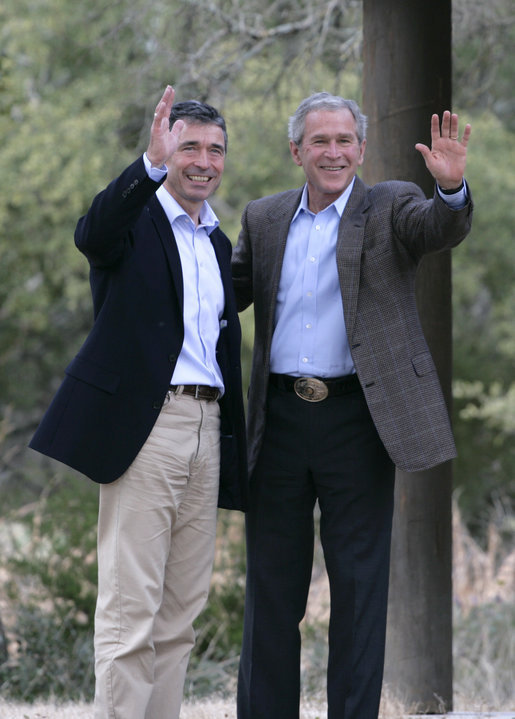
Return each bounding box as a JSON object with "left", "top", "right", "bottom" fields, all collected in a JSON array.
[
  {"left": 156, "top": 185, "right": 220, "bottom": 232},
  {"left": 293, "top": 176, "right": 357, "bottom": 221}
]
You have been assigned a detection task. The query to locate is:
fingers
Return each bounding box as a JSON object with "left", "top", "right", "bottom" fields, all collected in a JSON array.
[
  {"left": 431, "top": 112, "right": 442, "bottom": 144},
  {"left": 146, "top": 85, "right": 177, "bottom": 167},
  {"left": 461, "top": 122, "right": 472, "bottom": 146},
  {"left": 169, "top": 118, "right": 185, "bottom": 142},
  {"left": 153, "top": 85, "right": 175, "bottom": 128},
  {"left": 414, "top": 142, "right": 430, "bottom": 160},
  {"left": 436, "top": 110, "right": 471, "bottom": 144},
  {"left": 440, "top": 110, "right": 458, "bottom": 139}
]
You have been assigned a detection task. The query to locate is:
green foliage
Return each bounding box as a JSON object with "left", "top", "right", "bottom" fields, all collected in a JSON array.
[
  {"left": 0, "top": 474, "right": 98, "bottom": 701},
  {"left": 453, "top": 0, "right": 515, "bottom": 130},
  {"left": 6, "top": 476, "right": 99, "bottom": 612},
  {"left": 0, "top": 0, "right": 137, "bottom": 411},
  {"left": 451, "top": 112, "right": 515, "bottom": 529},
  {"left": 0, "top": 605, "right": 95, "bottom": 702}
]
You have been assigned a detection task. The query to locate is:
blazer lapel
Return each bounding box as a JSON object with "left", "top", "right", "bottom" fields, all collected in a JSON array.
[
  {"left": 336, "top": 177, "right": 370, "bottom": 339},
  {"left": 209, "top": 228, "right": 235, "bottom": 319},
  {"left": 262, "top": 189, "right": 303, "bottom": 351},
  {"left": 147, "top": 195, "right": 184, "bottom": 309}
]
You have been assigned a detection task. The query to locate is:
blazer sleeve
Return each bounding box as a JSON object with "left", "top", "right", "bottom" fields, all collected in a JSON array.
[
  {"left": 75, "top": 156, "right": 166, "bottom": 268},
  {"left": 231, "top": 203, "right": 255, "bottom": 313},
  {"left": 388, "top": 181, "right": 473, "bottom": 262}
]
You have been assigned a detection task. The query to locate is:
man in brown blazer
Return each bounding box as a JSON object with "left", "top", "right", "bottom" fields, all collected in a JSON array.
[{"left": 231, "top": 93, "right": 472, "bottom": 719}]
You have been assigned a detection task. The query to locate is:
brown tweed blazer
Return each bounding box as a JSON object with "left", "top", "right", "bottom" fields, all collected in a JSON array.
[{"left": 231, "top": 176, "right": 473, "bottom": 476}]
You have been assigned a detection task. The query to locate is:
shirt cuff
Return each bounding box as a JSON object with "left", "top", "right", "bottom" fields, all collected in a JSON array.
[
  {"left": 143, "top": 152, "right": 168, "bottom": 181},
  {"left": 437, "top": 180, "right": 468, "bottom": 209}
]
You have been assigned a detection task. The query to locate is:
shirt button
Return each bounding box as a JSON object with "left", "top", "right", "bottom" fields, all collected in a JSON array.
[
  {"left": 306, "top": 323, "right": 312, "bottom": 329},
  {"left": 315, "top": 224, "right": 321, "bottom": 230},
  {"left": 307, "top": 291, "right": 313, "bottom": 297},
  {"left": 302, "top": 357, "right": 309, "bottom": 363},
  {"left": 309, "top": 257, "right": 316, "bottom": 263}
]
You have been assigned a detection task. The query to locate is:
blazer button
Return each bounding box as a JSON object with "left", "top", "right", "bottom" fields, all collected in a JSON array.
[
  {"left": 152, "top": 401, "right": 161, "bottom": 409},
  {"left": 168, "top": 354, "right": 177, "bottom": 363}
]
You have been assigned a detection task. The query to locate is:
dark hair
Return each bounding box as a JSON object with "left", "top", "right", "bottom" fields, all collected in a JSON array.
[{"left": 169, "top": 100, "right": 228, "bottom": 152}]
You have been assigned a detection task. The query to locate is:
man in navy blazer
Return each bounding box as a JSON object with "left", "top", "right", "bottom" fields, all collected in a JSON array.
[{"left": 30, "top": 85, "right": 247, "bottom": 719}]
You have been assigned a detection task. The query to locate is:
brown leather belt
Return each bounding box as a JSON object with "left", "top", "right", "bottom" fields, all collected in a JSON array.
[
  {"left": 169, "top": 384, "right": 220, "bottom": 402},
  {"left": 269, "top": 373, "right": 360, "bottom": 402}
]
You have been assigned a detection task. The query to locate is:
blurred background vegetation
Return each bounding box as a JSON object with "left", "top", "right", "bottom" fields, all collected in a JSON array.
[{"left": 0, "top": 0, "right": 513, "bottom": 708}]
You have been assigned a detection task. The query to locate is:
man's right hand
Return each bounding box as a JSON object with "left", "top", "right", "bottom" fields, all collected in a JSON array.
[{"left": 145, "top": 85, "right": 185, "bottom": 169}]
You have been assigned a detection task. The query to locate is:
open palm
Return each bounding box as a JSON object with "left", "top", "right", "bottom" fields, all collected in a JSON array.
[{"left": 415, "top": 111, "right": 471, "bottom": 190}]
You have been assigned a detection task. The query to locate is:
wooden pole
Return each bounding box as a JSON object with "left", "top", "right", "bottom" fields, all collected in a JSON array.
[{"left": 362, "top": 0, "right": 454, "bottom": 711}]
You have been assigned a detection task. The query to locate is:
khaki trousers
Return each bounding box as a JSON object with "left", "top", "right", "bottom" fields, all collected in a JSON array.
[{"left": 94, "top": 391, "right": 221, "bottom": 719}]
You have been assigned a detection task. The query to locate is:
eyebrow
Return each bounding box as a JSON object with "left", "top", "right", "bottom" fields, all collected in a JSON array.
[
  {"left": 310, "top": 132, "right": 356, "bottom": 141},
  {"left": 178, "top": 139, "right": 225, "bottom": 152}
]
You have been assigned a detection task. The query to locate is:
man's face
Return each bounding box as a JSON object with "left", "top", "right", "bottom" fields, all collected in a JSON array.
[
  {"left": 164, "top": 120, "right": 225, "bottom": 217},
  {"left": 290, "top": 108, "right": 366, "bottom": 213}
]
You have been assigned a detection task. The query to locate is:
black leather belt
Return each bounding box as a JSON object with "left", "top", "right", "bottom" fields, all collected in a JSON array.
[
  {"left": 169, "top": 384, "right": 220, "bottom": 402},
  {"left": 269, "top": 373, "right": 361, "bottom": 402}
]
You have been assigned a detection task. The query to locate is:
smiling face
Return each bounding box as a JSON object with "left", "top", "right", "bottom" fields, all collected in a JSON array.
[
  {"left": 290, "top": 108, "right": 366, "bottom": 213},
  {"left": 163, "top": 119, "right": 226, "bottom": 221}
]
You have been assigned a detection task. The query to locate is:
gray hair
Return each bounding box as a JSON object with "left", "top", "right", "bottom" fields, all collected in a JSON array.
[{"left": 288, "top": 92, "right": 368, "bottom": 146}]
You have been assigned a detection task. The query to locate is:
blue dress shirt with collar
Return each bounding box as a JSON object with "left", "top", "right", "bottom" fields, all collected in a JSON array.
[
  {"left": 270, "top": 177, "right": 468, "bottom": 379},
  {"left": 144, "top": 153, "right": 225, "bottom": 393}
]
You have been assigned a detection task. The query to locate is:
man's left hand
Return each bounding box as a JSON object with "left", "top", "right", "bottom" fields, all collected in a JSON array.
[{"left": 415, "top": 110, "right": 471, "bottom": 191}]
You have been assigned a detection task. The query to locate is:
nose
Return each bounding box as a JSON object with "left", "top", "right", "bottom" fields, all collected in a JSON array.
[
  {"left": 325, "top": 140, "right": 341, "bottom": 159},
  {"left": 195, "top": 148, "right": 210, "bottom": 169}
]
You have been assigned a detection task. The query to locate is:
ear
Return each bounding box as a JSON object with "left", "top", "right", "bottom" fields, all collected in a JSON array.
[
  {"left": 289, "top": 140, "right": 303, "bottom": 167},
  {"left": 358, "top": 138, "right": 366, "bottom": 166}
]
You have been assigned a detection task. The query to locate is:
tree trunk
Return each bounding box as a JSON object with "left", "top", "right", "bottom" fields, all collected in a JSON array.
[{"left": 362, "top": 0, "right": 454, "bottom": 712}]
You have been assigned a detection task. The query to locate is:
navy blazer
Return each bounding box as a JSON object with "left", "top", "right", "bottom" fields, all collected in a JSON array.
[{"left": 30, "top": 156, "right": 248, "bottom": 511}]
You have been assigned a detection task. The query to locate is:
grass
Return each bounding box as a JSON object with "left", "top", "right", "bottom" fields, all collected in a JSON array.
[{"left": 0, "top": 695, "right": 402, "bottom": 718}]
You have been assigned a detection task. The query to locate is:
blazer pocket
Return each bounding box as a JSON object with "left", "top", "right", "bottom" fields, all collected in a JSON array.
[
  {"left": 411, "top": 351, "right": 437, "bottom": 378},
  {"left": 65, "top": 356, "right": 121, "bottom": 394}
]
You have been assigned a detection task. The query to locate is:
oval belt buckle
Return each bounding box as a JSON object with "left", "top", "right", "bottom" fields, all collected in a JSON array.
[{"left": 294, "top": 377, "right": 329, "bottom": 402}]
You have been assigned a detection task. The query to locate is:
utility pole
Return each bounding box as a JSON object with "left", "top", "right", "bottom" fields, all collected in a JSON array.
[{"left": 362, "top": 0, "right": 454, "bottom": 712}]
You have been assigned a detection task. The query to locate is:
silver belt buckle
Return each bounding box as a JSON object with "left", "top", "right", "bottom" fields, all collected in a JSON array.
[{"left": 294, "top": 377, "right": 329, "bottom": 402}]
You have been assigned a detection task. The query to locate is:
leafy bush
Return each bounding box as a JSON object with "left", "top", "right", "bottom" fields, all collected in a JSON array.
[
  {"left": 0, "top": 472, "right": 98, "bottom": 701},
  {"left": 0, "top": 605, "right": 94, "bottom": 702}
]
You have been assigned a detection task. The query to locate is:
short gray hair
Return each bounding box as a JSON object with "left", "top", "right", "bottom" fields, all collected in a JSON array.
[{"left": 288, "top": 92, "right": 368, "bottom": 146}]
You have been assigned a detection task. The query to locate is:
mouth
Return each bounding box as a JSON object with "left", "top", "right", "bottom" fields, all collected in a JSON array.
[
  {"left": 320, "top": 166, "right": 345, "bottom": 172},
  {"left": 187, "top": 174, "right": 211, "bottom": 183}
]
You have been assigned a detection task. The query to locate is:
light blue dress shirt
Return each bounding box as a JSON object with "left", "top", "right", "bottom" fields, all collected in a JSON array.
[
  {"left": 270, "top": 180, "right": 356, "bottom": 378},
  {"left": 144, "top": 153, "right": 225, "bottom": 393},
  {"left": 270, "top": 178, "right": 469, "bottom": 379}
]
